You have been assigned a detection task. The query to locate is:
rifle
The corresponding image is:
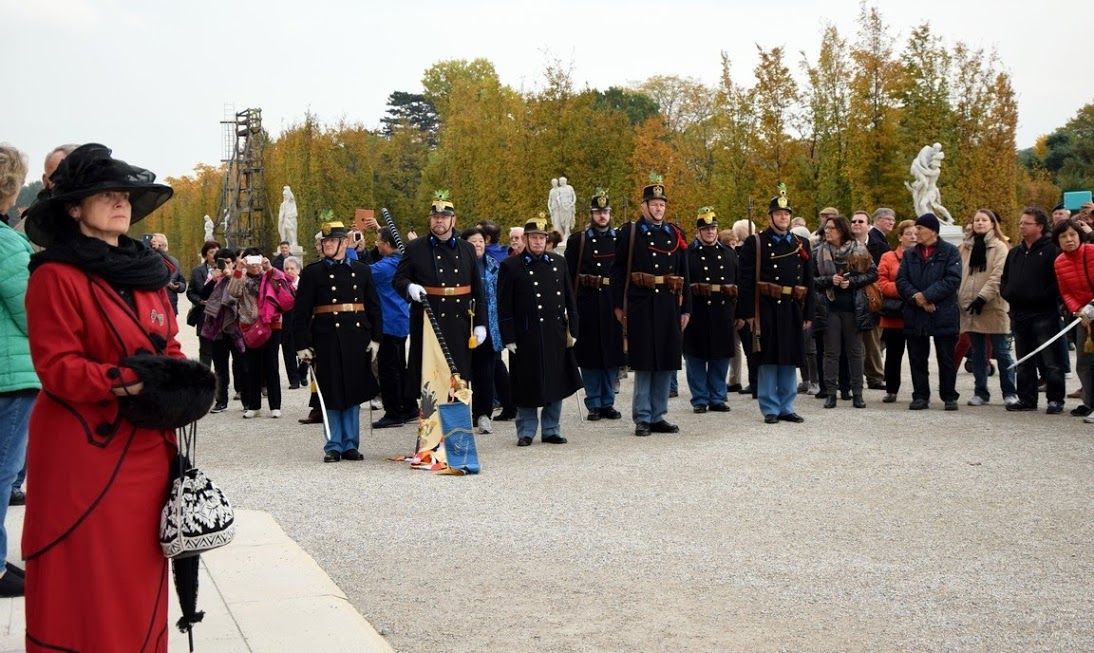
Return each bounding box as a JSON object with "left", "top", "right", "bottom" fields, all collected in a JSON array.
[{"left": 747, "top": 198, "right": 761, "bottom": 353}]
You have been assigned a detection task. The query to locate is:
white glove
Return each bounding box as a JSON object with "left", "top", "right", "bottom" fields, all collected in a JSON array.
[
  {"left": 568, "top": 336, "right": 576, "bottom": 348},
  {"left": 473, "top": 326, "right": 487, "bottom": 347},
  {"left": 296, "top": 348, "right": 314, "bottom": 362},
  {"left": 1081, "top": 304, "right": 1094, "bottom": 320},
  {"left": 505, "top": 343, "right": 517, "bottom": 354},
  {"left": 407, "top": 283, "right": 426, "bottom": 303},
  {"left": 367, "top": 341, "right": 380, "bottom": 358}
]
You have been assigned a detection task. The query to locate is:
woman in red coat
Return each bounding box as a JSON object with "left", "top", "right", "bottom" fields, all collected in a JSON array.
[
  {"left": 1053, "top": 218, "right": 1094, "bottom": 424},
  {"left": 876, "top": 219, "right": 916, "bottom": 403},
  {"left": 21, "top": 144, "right": 213, "bottom": 651}
]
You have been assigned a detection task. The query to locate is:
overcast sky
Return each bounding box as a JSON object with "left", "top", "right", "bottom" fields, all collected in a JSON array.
[{"left": 6, "top": 0, "right": 1092, "bottom": 182}]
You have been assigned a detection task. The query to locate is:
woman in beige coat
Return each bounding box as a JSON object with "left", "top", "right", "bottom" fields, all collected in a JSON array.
[{"left": 958, "top": 209, "right": 1016, "bottom": 406}]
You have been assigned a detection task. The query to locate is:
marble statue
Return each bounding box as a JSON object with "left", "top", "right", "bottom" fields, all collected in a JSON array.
[
  {"left": 548, "top": 178, "right": 561, "bottom": 231},
  {"left": 278, "top": 185, "right": 299, "bottom": 248},
  {"left": 905, "top": 143, "right": 954, "bottom": 225},
  {"left": 553, "top": 176, "right": 576, "bottom": 240},
  {"left": 203, "top": 214, "right": 214, "bottom": 241}
]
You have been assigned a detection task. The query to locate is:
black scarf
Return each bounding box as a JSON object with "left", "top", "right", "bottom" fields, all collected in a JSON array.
[
  {"left": 29, "top": 232, "right": 171, "bottom": 290},
  {"left": 968, "top": 234, "right": 988, "bottom": 273}
]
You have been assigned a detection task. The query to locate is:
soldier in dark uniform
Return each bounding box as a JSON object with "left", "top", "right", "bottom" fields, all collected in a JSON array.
[
  {"left": 737, "top": 187, "right": 816, "bottom": 424},
  {"left": 565, "top": 189, "right": 625, "bottom": 421},
  {"left": 610, "top": 176, "right": 692, "bottom": 437},
  {"left": 498, "top": 217, "right": 583, "bottom": 447},
  {"left": 392, "top": 192, "right": 487, "bottom": 403},
  {"left": 684, "top": 207, "right": 738, "bottom": 413},
  {"left": 293, "top": 221, "right": 383, "bottom": 462}
]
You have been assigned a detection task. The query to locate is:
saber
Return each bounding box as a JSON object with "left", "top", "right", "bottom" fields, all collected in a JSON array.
[
  {"left": 1009, "top": 316, "right": 1081, "bottom": 369},
  {"left": 309, "top": 364, "right": 332, "bottom": 441}
]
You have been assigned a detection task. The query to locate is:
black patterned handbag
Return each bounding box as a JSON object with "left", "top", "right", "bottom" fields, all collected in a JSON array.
[{"left": 160, "top": 423, "right": 236, "bottom": 559}]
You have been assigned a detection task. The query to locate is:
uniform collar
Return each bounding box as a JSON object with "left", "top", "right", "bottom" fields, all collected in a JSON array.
[
  {"left": 323, "top": 256, "right": 352, "bottom": 267},
  {"left": 638, "top": 217, "right": 672, "bottom": 235},
  {"left": 430, "top": 234, "right": 459, "bottom": 249},
  {"left": 587, "top": 226, "right": 616, "bottom": 238},
  {"left": 523, "top": 251, "right": 553, "bottom": 265}
]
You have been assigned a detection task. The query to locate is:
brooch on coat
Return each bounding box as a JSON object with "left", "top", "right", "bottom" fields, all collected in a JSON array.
[{"left": 150, "top": 309, "right": 166, "bottom": 327}]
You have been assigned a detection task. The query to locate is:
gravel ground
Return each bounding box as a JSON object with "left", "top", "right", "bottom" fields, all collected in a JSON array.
[{"left": 179, "top": 297, "right": 1094, "bottom": 652}]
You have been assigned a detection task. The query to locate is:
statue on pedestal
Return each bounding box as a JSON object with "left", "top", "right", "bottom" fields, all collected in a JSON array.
[
  {"left": 548, "top": 178, "right": 561, "bottom": 230},
  {"left": 203, "top": 214, "right": 214, "bottom": 242},
  {"left": 905, "top": 143, "right": 954, "bottom": 225},
  {"left": 278, "top": 185, "right": 299, "bottom": 248}
]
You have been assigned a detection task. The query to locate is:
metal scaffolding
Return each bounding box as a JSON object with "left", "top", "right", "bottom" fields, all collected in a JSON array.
[{"left": 216, "top": 107, "right": 266, "bottom": 248}]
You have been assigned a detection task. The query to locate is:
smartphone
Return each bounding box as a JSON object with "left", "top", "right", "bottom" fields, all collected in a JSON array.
[
  {"left": 244, "top": 255, "right": 263, "bottom": 265},
  {"left": 353, "top": 232, "right": 363, "bottom": 243}
]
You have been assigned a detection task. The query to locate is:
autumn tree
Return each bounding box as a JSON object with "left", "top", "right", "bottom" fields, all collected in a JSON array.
[
  {"left": 798, "top": 24, "right": 853, "bottom": 224},
  {"left": 846, "top": 2, "right": 905, "bottom": 213},
  {"left": 749, "top": 45, "right": 801, "bottom": 205}
]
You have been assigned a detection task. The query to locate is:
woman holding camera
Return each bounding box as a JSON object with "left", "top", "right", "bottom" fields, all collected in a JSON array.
[
  {"left": 812, "top": 214, "right": 878, "bottom": 408},
  {"left": 228, "top": 248, "right": 295, "bottom": 418}
]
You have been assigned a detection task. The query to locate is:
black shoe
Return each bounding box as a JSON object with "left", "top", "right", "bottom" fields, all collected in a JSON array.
[
  {"left": 494, "top": 409, "right": 516, "bottom": 421},
  {"left": 814, "top": 392, "right": 830, "bottom": 399},
  {"left": 840, "top": 391, "right": 852, "bottom": 401},
  {"left": 599, "top": 407, "right": 622, "bottom": 420},
  {"left": 1046, "top": 402, "right": 1064, "bottom": 415},
  {"left": 669, "top": 390, "right": 679, "bottom": 398},
  {"left": 586, "top": 408, "right": 602, "bottom": 421},
  {"left": 649, "top": 420, "right": 679, "bottom": 433},
  {"left": 727, "top": 384, "right": 743, "bottom": 393},
  {"left": 693, "top": 405, "right": 708, "bottom": 414},
  {"left": 299, "top": 409, "right": 324, "bottom": 425},
  {"left": 737, "top": 386, "right": 752, "bottom": 395},
  {"left": 1006, "top": 401, "right": 1037, "bottom": 412},
  {"left": 853, "top": 395, "right": 866, "bottom": 409},
  {"left": 824, "top": 395, "right": 837, "bottom": 409},
  {"left": 882, "top": 393, "right": 897, "bottom": 403},
  {"left": 867, "top": 383, "right": 886, "bottom": 390},
  {"left": 909, "top": 399, "right": 929, "bottom": 410},
  {"left": 288, "top": 383, "right": 300, "bottom": 390},
  {"left": 209, "top": 403, "right": 228, "bottom": 414},
  {"left": 323, "top": 451, "right": 341, "bottom": 463},
  {"left": 5, "top": 563, "right": 23, "bottom": 578},
  {"left": 342, "top": 449, "right": 364, "bottom": 461},
  {"left": 708, "top": 403, "right": 730, "bottom": 412},
  {"left": 372, "top": 415, "right": 405, "bottom": 429},
  {"left": 634, "top": 422, "right": 651, "bottom": 437},
  {"left": 9, "top": 489, "right": 25, "bottom": 506},
  {"left": 399, "top": 409, "right": 420, "bottom": 423},
  {"left": 944, "top": 400, "right": 959, "bottom": 411},
  {"left": 1071, "top": 405, "right": 1092, "bottom": 417},
  {"left": 778, "top": 413, "right": 805, "bottom": 423},
  {"left": 0, "top": 569, "right": 24, "bottom": 597},
  {"left": 542, "top": 434, "right": 568, "bottom": 444},
  {"left": 764, "top": 414, "right": 779, "bottom": 424},
  {"left": 517, "top": 437, "right": 533, "bottom": 446}
]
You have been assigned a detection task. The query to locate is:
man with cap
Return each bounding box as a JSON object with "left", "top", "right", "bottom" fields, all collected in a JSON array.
[
  {"left": 685, "top": 207, "right": 739, "bottom": 413},
  {"left": 895, "top": 212, "right": 963, "bottom": 411},
  {"left": 393, "top": 191, "right": 486, "bottom": 406},
  {"left": 565, "top": 188, "right": 625, "bottom": 420},
  {"left": 737, "top": 185, "right": 815, "bottom": 424},
  {"left": 293, "top": 220, "right": 383, "bottom": 462},
  {"left": 610, "top": 175, "right": 692, "bottom": 437},
  {"left": 498, "top": 217, "right": 582, "bottom": 446}
]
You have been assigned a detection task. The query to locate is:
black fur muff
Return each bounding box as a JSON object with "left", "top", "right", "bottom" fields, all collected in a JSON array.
[{"left": 117, "top": 355, "right": 216, "bottom": 429}]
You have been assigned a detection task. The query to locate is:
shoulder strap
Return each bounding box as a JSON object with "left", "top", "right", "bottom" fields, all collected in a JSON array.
[
  {"left": 572, "top": 229, "right": 587, "bottom": 295},
  {"left": 622, "top": 222, "right": 638, "bottom": 353},
  {"left": 753, "top": 233, "right": 762, "bottom": 352}
]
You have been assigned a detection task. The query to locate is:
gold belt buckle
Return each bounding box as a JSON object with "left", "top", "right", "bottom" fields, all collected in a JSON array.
[
  {"left": 781, "top": 286, "right": 792, "bottom": 295},
  {"left": 710, "top": 284, "right": 721, "bottom": 292},
  {"left": 654, "top": 276, "right": 665, "bottom": 284},
  {"left": 601, "top": 277, "right": 610, "bottom": 286},
  {"left": 444, "top": 287, "right": 456, "bottom": 296}
]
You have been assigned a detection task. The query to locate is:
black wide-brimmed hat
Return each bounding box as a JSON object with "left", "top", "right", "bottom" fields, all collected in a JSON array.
[
  {"left": 22, "top": 143, "right": 173, "bottom": 248},
  {"left": 590, "top": 188, "right": 611, "bottom": 211}
]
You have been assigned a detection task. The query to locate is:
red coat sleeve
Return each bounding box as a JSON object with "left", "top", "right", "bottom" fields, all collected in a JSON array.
[{"left": 27, "top": 265, "right": 142, "bottom": 401}]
